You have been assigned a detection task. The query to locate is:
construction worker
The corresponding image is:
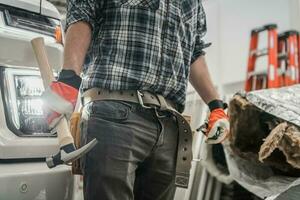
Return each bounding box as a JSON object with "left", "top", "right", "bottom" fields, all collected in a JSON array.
[{"left": 43, "top": 0, "right": 229, "bottom": 199}]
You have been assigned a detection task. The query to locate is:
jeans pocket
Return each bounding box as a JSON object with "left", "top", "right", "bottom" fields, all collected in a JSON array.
[{"left": 89, "top": 100, "right": 132, "bottom": 122}]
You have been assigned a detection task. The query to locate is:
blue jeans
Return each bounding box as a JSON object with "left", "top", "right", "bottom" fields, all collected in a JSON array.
[{"left": 80, "top": 100, "right": 179, "bottom": 200}]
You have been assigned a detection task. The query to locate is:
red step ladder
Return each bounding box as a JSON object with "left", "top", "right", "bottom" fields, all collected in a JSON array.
[
  {"left": 245, "top": 24, "right": 279, "bottom": 91},
  {"left": 278, "top": 31, "right": 299, "bottom": 86}
]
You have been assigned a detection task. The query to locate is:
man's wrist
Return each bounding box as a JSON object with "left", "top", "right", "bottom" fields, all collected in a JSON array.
[
  {"left": 208, "top": 99, "right": 227, "bottom": 112},
  {"left": 57, "top": 69, "right": 82, "bottom": 90}
]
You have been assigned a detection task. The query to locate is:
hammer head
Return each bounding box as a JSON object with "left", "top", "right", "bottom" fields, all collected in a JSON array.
[{"left": 46, "top": 139, "right": 98, "bottom": 168}]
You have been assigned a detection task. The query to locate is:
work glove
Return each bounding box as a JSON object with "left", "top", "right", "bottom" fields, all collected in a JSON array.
[
  {"left": 42, "top": 69, "right": 81, "bottom": 129},
  {"left": 199, "top": 100, "right": 230, "bottom": 144}
]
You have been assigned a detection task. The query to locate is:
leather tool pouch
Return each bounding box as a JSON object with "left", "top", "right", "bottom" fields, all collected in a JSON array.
[{"left": 70, "top": 111, "right": 83, "bottom": 175}]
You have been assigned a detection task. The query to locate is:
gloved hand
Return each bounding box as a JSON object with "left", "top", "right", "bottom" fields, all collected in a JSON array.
[
  {"left": 42, "top": 69, "right": 81, "bottom": 129},
  {"left": 199, "top": 100, "right": 230, "bottom": 144}
]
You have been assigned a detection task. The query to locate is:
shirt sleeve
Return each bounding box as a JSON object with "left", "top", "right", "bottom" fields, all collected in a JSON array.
[
  {"left": 66, "top": 0, "right": 100, "bottom": 31},
  {"left": 190, "top": 2, "right": 211, "bottom": 64}
]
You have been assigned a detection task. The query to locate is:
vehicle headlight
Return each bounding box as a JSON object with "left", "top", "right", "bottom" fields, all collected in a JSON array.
[
  {"left": 1, "top": 4, "right": 63, "bottom": 44},
  {"left": 1, "top": 67, "right": 54, "bottom": 137}
]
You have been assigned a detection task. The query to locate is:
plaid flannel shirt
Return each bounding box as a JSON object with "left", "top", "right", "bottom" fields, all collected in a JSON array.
[{"left": 66, "top": 0, "right": 208, "bottom": 110}]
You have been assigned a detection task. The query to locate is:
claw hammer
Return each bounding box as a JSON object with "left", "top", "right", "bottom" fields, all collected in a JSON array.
[{"left": 31, "top": 37, "right": 97, "bottom": 168}]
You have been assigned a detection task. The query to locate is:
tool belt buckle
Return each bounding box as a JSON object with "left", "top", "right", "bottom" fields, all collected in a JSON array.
[{"left": 137, "top": 90, "right": 152, "bottom": 109}]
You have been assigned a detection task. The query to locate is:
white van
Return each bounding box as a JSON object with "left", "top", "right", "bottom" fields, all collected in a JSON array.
[{"left": 0, "top": 0, "right": 74, "bottom": 199}]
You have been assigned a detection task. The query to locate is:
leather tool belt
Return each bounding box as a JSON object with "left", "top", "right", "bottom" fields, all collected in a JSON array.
[{"left": 82, "top": 88, "right": 193, "bottom": 188}]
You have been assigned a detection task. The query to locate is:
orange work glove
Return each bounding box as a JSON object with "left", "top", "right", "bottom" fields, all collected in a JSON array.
[
  {"left": 42, "top": 70, "right": 81, "bottom": 129},
  {"left": 199, "top": 100, "right": 230, "bottom": 144}
]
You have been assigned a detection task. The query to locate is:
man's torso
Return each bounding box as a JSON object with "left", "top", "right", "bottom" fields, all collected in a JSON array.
[{"left": 80, "top": 0, "right": 205, "bottom": 107}]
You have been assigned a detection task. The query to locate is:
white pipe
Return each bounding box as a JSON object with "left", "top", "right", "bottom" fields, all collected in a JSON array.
[
  {"left": 196, "top": 169, "right": 208, "bottom": 200},
  {"left": 204, "top": 176, "right": 214, "bottom": 200}
]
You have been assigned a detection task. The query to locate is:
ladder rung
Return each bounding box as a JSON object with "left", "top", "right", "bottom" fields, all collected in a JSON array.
[
  {"left": 248, "top": 69, "right": 268, "bottom": 78},
  {"left": 251, "top": 48, "right": 268, "bottom": 57},
  {"left": 278, "top": 53, "right": 287, "bottom": 60},
  {"left": 248, "top": 68, "right": 284, "bottom": 78}
]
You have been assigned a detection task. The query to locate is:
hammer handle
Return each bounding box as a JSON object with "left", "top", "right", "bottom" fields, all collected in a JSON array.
[{"left": 31, "top": 37, "right": 74, "bottom": 147}]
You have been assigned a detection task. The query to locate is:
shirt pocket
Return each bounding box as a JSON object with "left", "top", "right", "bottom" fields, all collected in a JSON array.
[
  {"left": 108, "top": 0, "right": 159, "bottom": 10},
  {"left": 179, "top": 0, "right": 198, "bottom": 43}
]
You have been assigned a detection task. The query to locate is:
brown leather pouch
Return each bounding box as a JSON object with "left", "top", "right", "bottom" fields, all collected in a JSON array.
[{"left": 70, "top": 111, "right": 83, "bottom": 175}]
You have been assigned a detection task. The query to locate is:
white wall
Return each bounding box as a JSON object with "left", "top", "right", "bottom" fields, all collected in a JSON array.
[
  {"left": 290, "top": 0, "right": 300, "bottom": 30},
  {"left": 202, "top": 0, "right": 221, "bottom": 86},
  {"left": 203, "top": 0, "right": 297, "bottom": 95}
]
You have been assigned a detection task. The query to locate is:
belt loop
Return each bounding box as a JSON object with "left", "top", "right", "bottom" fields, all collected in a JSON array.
[
  {"left": 137, "top": 90, "right": 152, "bottom": 109},
  {"left": 156, "top": 94, "right": 168, "bottom": 110}
]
